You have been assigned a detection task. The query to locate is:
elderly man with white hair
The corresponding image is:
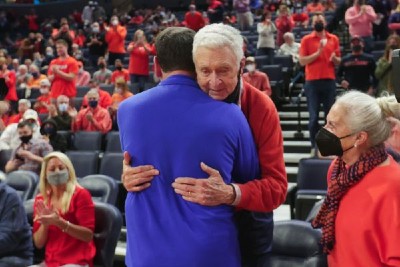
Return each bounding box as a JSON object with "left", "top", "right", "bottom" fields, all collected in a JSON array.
[
  {"left": 278, "top": 31, "right": 301, "bottom": 63},
  {"left": 71, "top": 89, "right": 112, "bottom": 134},
  {"left": 122, "top": 23, "right": 287, "bottom": 267}
]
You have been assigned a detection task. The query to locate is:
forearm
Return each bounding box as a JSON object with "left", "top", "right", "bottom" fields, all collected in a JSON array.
[
  {"left": 299, "top": 51, "right": 320, "bottom": 66},
  {"left": 56, "top": 218, "right": 93, "bottom": 243},
  {"left": 55, "top": 70, "right": 75, "bottom": 81},
  {"left": 5, "top": 161, "right": 17, "bottom": 173},
  {"left": 33, "top": 224, "right": 49, "bottom": 249}
]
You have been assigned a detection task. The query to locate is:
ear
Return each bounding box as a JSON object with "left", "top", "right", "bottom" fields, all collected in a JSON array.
[
  {"left": 240, "top": 57, "right": 246, "bottom": 75},
  {"left": 355, "top": 131, "right": 368, "bottom": 147},
  {"left": 153, "top": 56, "right": 163, "bottom": 79}
]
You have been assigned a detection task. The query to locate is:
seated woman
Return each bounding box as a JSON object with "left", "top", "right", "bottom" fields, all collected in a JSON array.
[
  {"left": 31, "top": 152, "right": 96, "bottom": 267},
  {"left": 109, "top": 78, "right": 133, "bottom": 130},
  {"left": 313, "top": 91, "right": 400, "bottom": 266}
]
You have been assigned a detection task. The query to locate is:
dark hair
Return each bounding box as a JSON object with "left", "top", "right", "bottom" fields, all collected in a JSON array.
[
  {"left": 155, "top": 27, "right": 196, "bottom": 73},
  {"left": 17, "top": 120, "right": 32, "bottom": 129}
]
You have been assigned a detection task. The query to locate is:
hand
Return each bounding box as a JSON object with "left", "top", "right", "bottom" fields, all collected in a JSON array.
[
  {"left": 51, "top": 65, "right": 59, "bottom": 74},
  {"left": 18, "top": 150, "right": 35, "bottom": 160},
  {"left": 68, "top": 107, "right": 77, "bottom": 118},
  {"left": 34, "top": 200, "right": 60, "bottom": 226},
  {"left": 341, "top": 80, "right": 349, "bottom": 89},
  {"left": 360, "top": 5, "right": 366, "bottom": 14},
  {"left": 42, "top": 135, "right": 50, "bottom": 142},
  {"left": 122, "top": 151, "right": 159, "bottom": 192},
  {"left": 48, "top": 104, "right": 57, "bottom": 117},
  {"left": 330, "top": 52, "right": 340, "bottom": 64},
  {"left": 172, "top": 162, "right": 234, "bottom": 206},
  {"left": 86, "top": 112, "right": 93, "bottom": 122}
]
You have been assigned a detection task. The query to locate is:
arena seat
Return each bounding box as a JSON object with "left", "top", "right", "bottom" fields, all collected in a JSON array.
[{"left": 79, "top": 174, "right": 119, "bottom": 205}]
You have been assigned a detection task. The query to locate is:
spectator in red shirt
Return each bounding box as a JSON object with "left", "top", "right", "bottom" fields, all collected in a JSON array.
[
  {"left": 34, "top": 79, "right": 52, "bottom": 114},
  {"left": 292, "top": 1, "right": 309, "bottom": 28},
  {"left": 243, "top": 56, "right": 272, "bottom": 96},
  {"left": 48, "top": 39, "right": 79, "bottom": 105},
  {"left": 73, "top": 29, "right": 86, "bottom": 48},
  {"left": 81, "top": 79, "right": 112, "bottom": 109},
  {"left": 306, "top": 0, "right": 325, "bottom": 13},
  {"left": 105, "top": 15, "right": 127, "bottom": 66},
  {"left": 275, "top": 5, "right": 295, "bottom": 46},
  {"left": 184, "top": 4, "right": 206, "bottom": 32},
  {"left": 25, "top": 9, "right": 39, "bottom": 32},
  {"left": 127, "top": 30, "right": 155, "bottom": 93},
  {"left": 129, "top": 11, "right": 144, "bottom": 26},
  {"left": 8, "top": 99, "right": 31, "bottom": 125},
  {"left": 32, "top": 152, "right": 96, "bottom": 267},
  {"left": 0, "top": 57, "right": 18, "bottom": 106},
  {"left": 111, "top": 59, "right": 129, "bottom": 83},
  {"left": 71, "top": 89, "right": 112, "bottom": 134}
]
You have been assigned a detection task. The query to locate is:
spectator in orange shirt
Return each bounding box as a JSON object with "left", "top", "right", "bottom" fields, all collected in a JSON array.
[
  {"left": 73, "top": 29, "right": 86, "bottom": 47},
  {"left": 105, "top": 15, "right": 127, "bottom": 66},
  {"left": 34, "top": 79, "right": 52, "bottom": 114},
  {"left": 52, "top": 20, "right": 75, "bottom": 55},
  {"left": 184, "top": 4, "right": 206, "bottom": 32},
  {"left": 127, "top": 30, "right": 155, "bottom": 94},
  {"left": 48, "top": 39, "right": 79, "bottom": 105},
  {"left": 0, "top": 57, "right": 18, "bottom": 107},
  {"left": 242, "top": 56, "right": 272, "bottom": 96},
  {"left": 26, "top": 64, "right": 47, "bottom": 98},
  {"left": 71, "top": 89, "right": 112, "bottom": 134},
  {"left": 81, "top": 79, "right": 112, "bottom": 109},
  {"left": 299, "top": 13, "right": 341, "bottom": 153},
  {"left": 111, "top": 59, "right": 129, "bottom": 83},
  {"left": 109, "top": 78, "right": 133, "bottom": 130},
  {"left": 75, "top": 61, "right": 91, "bottom": 87},
  {"left": 306, "top": 0, "right": 325, "bottom": 13}
]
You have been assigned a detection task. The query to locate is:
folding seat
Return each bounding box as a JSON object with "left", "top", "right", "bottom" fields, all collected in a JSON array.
[
  {"left": 79, "top": 174, "right": 119, "bottom": 205},
  {"left": 6, "top": 170, "right": 39, "bottom": 201},
  {"left": 72, "top": 131, "right": 103, "bottom": 151},
  {"left": 66, "top": 150, "right": 100, "bottom": 178},
  {"left": 105, "top": 131, "right": 121, "bottom": 152}
]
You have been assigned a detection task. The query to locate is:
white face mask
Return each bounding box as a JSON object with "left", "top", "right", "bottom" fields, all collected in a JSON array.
[
  {"left": 245, "top": 64, "right": 256, "bottom": 72},
  {"left": 111, "top": 20, "right": 118, "bottom": 26},
  {"left": 115, "top": 88, "right": 123, "bottom": 94},
  {"left": 58, "top": 103, "right": 69, "bottom": 112},
  {"left": 40, "top": 89, "right": 49, "bottom": 94},
  {"left": 92, "top": 27, "right": 99, "bottom": 33}
]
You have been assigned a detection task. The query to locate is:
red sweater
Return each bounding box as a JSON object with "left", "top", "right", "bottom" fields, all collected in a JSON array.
[
  {"left": 328, "top": 156, "right": 400, "bottom": 266},
  {"left": 237, "top": 82, "right": 287, "bottom": 212},
  {"left": 33, "top": 186, "right": 96, "bottom": 267}
]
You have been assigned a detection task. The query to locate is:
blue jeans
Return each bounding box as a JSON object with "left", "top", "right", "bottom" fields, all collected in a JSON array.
[{"left": 304, "top": 79, "right": 336, "bottom": 147}]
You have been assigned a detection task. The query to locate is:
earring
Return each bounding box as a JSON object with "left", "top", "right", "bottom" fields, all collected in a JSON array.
[{"left": 354, "top": 144, "right": 358, "bottom": 148}]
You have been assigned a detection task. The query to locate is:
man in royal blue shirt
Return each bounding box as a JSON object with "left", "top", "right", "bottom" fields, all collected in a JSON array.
[{"left": 118, "top": 27, "right": 259, "bottom": 267}]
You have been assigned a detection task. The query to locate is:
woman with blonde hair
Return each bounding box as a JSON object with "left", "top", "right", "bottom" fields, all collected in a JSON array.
[
  {"left": 127, "top": 29, "right": 155, "bottom": 94},
  {"left": 313, "top": 91, "right": 400, "bottom": 266},
  {"left": 31, "top": 152, "right": 96, "bottom": 267},
  {"left": 375, "top": 34, "right": 400, "bottom": 95}
]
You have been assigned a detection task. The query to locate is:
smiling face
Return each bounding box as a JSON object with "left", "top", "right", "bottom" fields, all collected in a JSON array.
[{"left": 194, "top": 46, "right": 240, "bottom": 101}]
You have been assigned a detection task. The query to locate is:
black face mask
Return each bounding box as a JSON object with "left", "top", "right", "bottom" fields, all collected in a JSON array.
[
  {"left": 20, "top": 134, "right": 32, "bottom": 144},
  {"left": 352, "top": 44, "right": 363, "bottom": 53},
  {"left": 116, "top": 66, "right": 122, "bottom": 71},
  {"left": 98, "top": 63, "right": 105, "bottom": 69},
  {"left": 315, "top": 127, "right": 355, "bottom": 157},
  {"left": 223, "top": 68, "right": 242, "bottom": 104},
  {"left": 314, "top": 22, "right": 324, "bottom": 32}
]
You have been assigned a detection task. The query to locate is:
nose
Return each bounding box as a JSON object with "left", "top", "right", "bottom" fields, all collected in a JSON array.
[{"left": 208, "top": 72, "right": 221, "bottom": 89}]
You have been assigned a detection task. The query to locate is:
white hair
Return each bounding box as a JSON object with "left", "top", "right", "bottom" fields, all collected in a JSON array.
[
  {"left": 335, "top": 91, "right": 400, "bottom": 147},
  {"left": 283, "top": 32, "right": 294, "bottom": 40},
  {"left": 18, "top": 64, "right": 28, "bottom": 71},
  {"left": 193, "top": 23, "right": 244, "bottom": 67},
  {"left": 18, "top": 99, "right": 31, "bottom": 108}
]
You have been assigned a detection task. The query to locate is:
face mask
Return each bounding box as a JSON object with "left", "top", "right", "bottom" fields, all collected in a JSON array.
[
  {"left": 98, "top": 63, "right": 105, "bottom": 69},
  {"left": 115, "top": 88, "right": 123, "bottom": 94},
  {"left": 31, "top": 72, "right": 39, "bottom": 79},
  {"left": 47, "top": 169, "right": 69, "bottom": 186},
  {"left": 315, "top": 127, "right": 355, "bottom": 157},
  {"left": 92, "top": 27, "right": 99, "bottom": 33},
  {"left": 40, "top": 89, "right": 49, "bottom": 94},
  {"left": 224, "top": 67, "right": 242, "bottom": 104},
  {"left": 390, "top": 44, "right": 398, "bottom": 50},
  {"left": 352, "top": 44, "right": 362, "bottom": 52},
  {"left": 20, "top": 134, "right": 32, "bottom": 144},
  {"left": 111, "top": 20, "right": 118, "bottom": 26},
  {"left": 314, "top": 21, "right": 324, "bottom": 32},
  {"left": 116, "top": 66, "right": 122, "bottom": 71},
  {"left": 78, "top": 68, "right": 83, "bottom": 74},
  {"left": 58, "top": 103, "right": 68, "bottom": 112},
  {"left": 46, "top": 52, "right": 53, "bottom": 57},
  {"left": 245, "top": 64, "right": 255, "bottom": 72},
  {"left": 43, "top": 126, "right": 56, "bottom": 135},
  {"left": 88, "top": 100, "right": 98, "bottom": 108}
]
